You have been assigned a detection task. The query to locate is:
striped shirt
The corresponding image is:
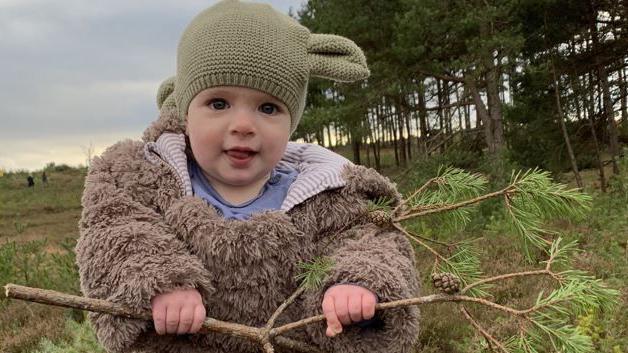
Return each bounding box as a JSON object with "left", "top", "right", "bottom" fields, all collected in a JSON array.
[
  {"left": 188, "top": 158, "right": 298, "bottom": 219},
  {"left": 144, "top": 133, "right": 352, "bottom": 211}
]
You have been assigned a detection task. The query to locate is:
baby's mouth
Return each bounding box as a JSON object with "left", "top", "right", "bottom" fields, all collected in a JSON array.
[{"left": 225, "top": 148, "right": 257, "bottom": 160}]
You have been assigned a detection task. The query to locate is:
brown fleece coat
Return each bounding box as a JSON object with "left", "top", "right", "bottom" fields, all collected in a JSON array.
[{"left": 76, "top": 109, "right": 421, "bottom": 353}]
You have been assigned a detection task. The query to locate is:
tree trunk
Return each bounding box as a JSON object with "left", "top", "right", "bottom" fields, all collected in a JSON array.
[
  {"left": 396, "top": 96, "right": 407, "bottom": 166},
  {"left": 385, "top": 101, "right": 399, "bottom": 167},
  {"left": 316, "top": 129, "right": 324, "bottom": 147},
  {"left": 619, "top": 63, "right": 627, "bottom": 125},
  {"left": 412, "top": 93, "right": 422, "bottom": 154},
  {"left": 585, "top": 72, "right": 607, "bottom": 192},
  {"left": 418, "top": 81, "right": 429, "bottom": 155},
  {"left": 467, "top": 77, "right": 494, "bottom": 154},
  {"left": 465, "top": 102, "right": 471, "bottom": 130},
  {"left": 400, "top": 90, "right": 413, "bottom": 161},
  {"left": 599, "top": 65, "right": 620, "bottom": 174},
  {"left": 486, "top": 57, "right": 505, "bottom": 154},
  {"left": 326, "top": 126, "right": 333, "bottom": 150},
  {"left": 479, "top": 17, "right": 504, "bottom": 155},
  {"left": 365, "top": 135, "right": 371, "bottom": 167},
  {"left": 351, "top": 133, "right": 361, "bottom": 165},
  {"left": 590, "top": 11, "right": 620, "bottom": 174},
  {"left": 374, "top": 138, "right": 381, "bottom": 170},
  {"left": 551, "top": 58, "right": 583, "bottom": 188},
  {"left": 455, "top": 83, "right": 464, "bottom": 130},
  {"left": 445, "top": 81, "right": 452, "bottom": 135},
  {"left": 437, "top": 79, "right": 446, "bottom": 153}
]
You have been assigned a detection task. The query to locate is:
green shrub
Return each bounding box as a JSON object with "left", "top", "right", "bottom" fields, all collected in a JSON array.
[
  {"left": 1, "top": 238, "right": 80, "bottom": 306},
  {"left": 31, "top": 318, "right": 105, "bottom": 353}
]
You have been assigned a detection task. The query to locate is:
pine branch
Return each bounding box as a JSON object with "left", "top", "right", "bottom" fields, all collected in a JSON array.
[
  {"left": 437, "top": 245, "right": 489, "bottom": 297},
  {"left": 461, "top": 270, "right": 552, "bottom": 295},
  {"left": 461, "top": 237, "right": 575, "bottom": 294},
  {"left": 394, "top": 168, "right": 591, "bottom": 256},
  {"left": 265, "top": 286, "right": 306, "bottom": 332},
  {"left": 6, "top": 283, "right": 572, "bottom": 350},
  {"left": 393, "top": 176, "right": 439, "bottom": 214},
  {"left": 395, "top": 187, "right": 511, "bottom": 222},
  {"left": 393, "top": 223, "right": 452, "bottom": 265},
  {"left": 294, "top": 257, "right": 334, "bottom": 290}
]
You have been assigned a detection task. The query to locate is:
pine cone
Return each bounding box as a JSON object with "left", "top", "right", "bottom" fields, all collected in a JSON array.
[
  {"left": 431, "top": 272, "right": 461, "bottom": 294},
  {"left": 368, "top": 210, "right": 393, "bottom": 227}
]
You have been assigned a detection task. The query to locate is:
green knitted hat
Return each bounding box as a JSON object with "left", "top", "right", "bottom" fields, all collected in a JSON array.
[{"left": 159, "top": 0, "right": 370, "bottom": 134}]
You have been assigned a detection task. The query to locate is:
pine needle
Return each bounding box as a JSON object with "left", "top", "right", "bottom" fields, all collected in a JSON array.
[
  {"left": 294, "top": 257, "right": 334, "bottom": 290},
  {"left": 437, "top": 245, "right": 490, "bottom": 297}
]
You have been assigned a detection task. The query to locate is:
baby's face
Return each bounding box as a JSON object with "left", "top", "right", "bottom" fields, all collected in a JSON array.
[{"left": 186, "top": 86, "right": 291, "bottom": 190}]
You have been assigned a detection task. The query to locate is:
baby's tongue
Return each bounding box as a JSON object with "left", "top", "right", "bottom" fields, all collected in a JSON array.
[{"left": 227, "top": 150, "right": 252, "bottom": 159}]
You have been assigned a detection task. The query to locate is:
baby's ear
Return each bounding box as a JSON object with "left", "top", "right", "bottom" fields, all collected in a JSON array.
[
  {"left": 157, "top": 76, "right": 176, "bottom": 110},
  {"left": 307, "top": 34, "right": 370, "bottom": 82}
]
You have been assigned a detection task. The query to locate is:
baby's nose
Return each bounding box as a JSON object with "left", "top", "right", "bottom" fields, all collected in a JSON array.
[{"left": 229, "top": 109, "right": 256, "bottom": 136}]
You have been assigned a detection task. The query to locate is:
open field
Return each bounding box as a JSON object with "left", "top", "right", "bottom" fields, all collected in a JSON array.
[{"left": 0, "top": 157, "right": 626, "bottom": 353}]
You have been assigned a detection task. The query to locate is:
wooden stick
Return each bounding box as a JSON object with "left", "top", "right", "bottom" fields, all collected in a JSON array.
[
  {"left": 5, "top": 284, "right": 295, "bottom": 348},
  {"left": 5, "top": 283, "right": 150, "bottom": 320},
  {"left": 5, "top": 282, "right": 544, "bottom": 352}
]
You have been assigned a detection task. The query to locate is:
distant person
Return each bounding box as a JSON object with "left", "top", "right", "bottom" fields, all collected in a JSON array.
[
  {"left": 75, "top": 2, "right": 420, "bottom": 353},
  {"left": 42, "top": 171, "right": 48, "bottom": 185},
  {"left": 27, "top": 175, "right": 34, "bottom": 187}
]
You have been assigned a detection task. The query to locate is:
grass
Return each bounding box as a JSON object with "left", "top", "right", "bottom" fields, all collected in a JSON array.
[
  {"left": 0, "top": 168, "right": 84, "bottom": 249},
  {"left": 0, "top": 152, "right": 625, "bottom": 353},
  {"left": 0, "top": 168, "right": 85, "bottom": 353}
]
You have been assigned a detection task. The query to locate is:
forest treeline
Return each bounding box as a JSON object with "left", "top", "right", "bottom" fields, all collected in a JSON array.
[{"left": 293, "top": 0, "right": 627, "bottom": 190}]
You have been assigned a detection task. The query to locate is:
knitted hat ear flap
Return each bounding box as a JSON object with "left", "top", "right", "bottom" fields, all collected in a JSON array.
[
  {"left": 307, "top": 33, "right": 370, "bottom": 82},
  {"left": 156, "top": 76, "right": 176, "bottom": 110}
]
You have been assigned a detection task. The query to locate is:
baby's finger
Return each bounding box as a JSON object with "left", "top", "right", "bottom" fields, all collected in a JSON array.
[
  {"left": 165, "top": 305, "right": 181, "bottom": 334},
  {"left": 189, "top": 305, "right": 206, "bottom": 334},
  {"left": 348, "top": 294, "right": 363, "bottom": 323},
  {"left": 362, "top": 293, "right": 377, "bottom": 320},
  {"left": 177, "top": 306, "right": 195, "bottom": 335},
  {"left": 322, "top": 295, "right": 342, "bottom": 337},
  {"left": 335, "top": 295, "right": 351, "bottom": 326},
  {"left": 152, "top": 305, "right": 167, "bottom": 335}
]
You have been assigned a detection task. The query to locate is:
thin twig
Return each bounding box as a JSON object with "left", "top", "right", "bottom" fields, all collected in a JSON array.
[
  {"left": 460, "top": 305, "right": 510, "bottom": 353},
  {"left": 393, "top": 177, "right": 440, "bottom": 215},
  {"left": 271, "top": 293, "right": 534, "bottom": 337},
  {"left": 274, "top": 337, "right": 324, "bottom": 353},
  {"left": 545, "top": 245, "right": 559, "bottom": 271},
  {"left": 404, "top": 203, "right": 448, "bottom": 217},
  {"left": 393, "top": 223, "right": 452, "bottom": 265},
  {"left": 265, "top": 286, "right": 306, "bottom": 331},
  {"left": 461, "top": 270, "right": 552, "bottom": 294},
  {"left": 262, "top": 340, "right": 275, "bottom": 353},
  {"left": 404, "top": 228, "right": 457, "bottom": 247},
  {"left": 395, "top": 187, "right": 514, "bottom": 222}
]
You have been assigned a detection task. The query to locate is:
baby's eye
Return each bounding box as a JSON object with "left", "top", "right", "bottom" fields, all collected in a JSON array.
[
  {"left": 208, "top": 98, "right": 229, "bottom": 110},
  {"left": 259, "top": 103, "right": 279, "bottom": 115}
]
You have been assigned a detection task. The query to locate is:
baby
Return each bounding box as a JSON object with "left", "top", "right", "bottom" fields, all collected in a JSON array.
[{"left": 76, "top": 1, "right": 420, "bottom": 353}]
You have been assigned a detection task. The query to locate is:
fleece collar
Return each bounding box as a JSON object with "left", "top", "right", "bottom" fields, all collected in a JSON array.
[{"left": 144, "top": 132, "right": 352, "bottom": 211}]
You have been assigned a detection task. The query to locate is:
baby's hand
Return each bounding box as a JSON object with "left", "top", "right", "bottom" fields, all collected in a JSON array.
[
  {"left": 322, "top": 284, "right": 377, "bottom": 337},
  {"left": 151, "top": 288, "right": 206, "bottom": 335}
]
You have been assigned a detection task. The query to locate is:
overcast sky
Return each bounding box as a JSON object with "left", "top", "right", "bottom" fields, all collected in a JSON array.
[{"left": 0, "top": 0, "right": 305, "bottom": 171}]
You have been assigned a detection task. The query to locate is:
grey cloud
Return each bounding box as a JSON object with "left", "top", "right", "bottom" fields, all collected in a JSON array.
[{"left": 0, "top": 0, "right": 305, "bottom": 170}]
